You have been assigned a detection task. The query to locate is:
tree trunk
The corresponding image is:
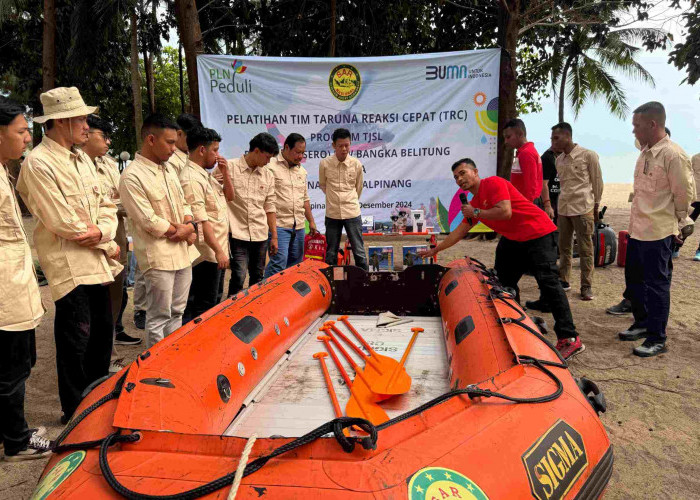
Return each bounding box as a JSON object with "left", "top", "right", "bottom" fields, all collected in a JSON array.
[
  {"left": 558, "top": 54, "right": 574, "bottom": 122},
  {"left": 179, "top": 42, "right": 185, "bottom": 114},
  {"left": 42, "top": 0, "right": 56, "bottom": 92},
  {"left": 329, "top": 0, "right": 336, "bottom": 56},
  {"left": 142, "top": 46, "right": 156, "bottom": 113},
  {"left": 175, "top": 0, "right": 204, "bottom": 118},
  {"left": 130, "top": 10, "right": 144, "bottom": 149},
  {"left": 496, "top": 0, "right": 519, "bottom": 179}
]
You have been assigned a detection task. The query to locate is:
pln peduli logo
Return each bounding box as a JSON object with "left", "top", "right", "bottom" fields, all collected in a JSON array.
[
  {"left": 329, "top": 64, "right": 361, "bottom": 101},
  {"left": 208, "top": 58, "right": 252, "bottom": 95}
]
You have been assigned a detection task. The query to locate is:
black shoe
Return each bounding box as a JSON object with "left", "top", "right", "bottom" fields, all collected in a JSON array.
[
  {"left": 618, "top": 326, "right": 649, "bottom": 341},
  {"left": 633, "top": 339, "right": 667, "bottom": 357},
  {"left": 134, "top": 310, "right": 146, "bottom": 330},
  {"left": 559, "top": 280, "right": 571, "bottom": 291},
  {"left": 525, "top": 299, "right": 552, "bottom": 313},
  {"left": 607, "top": 299, "right": 632, "bottom": 315},
  {"left": 115, "top": 331, "right": 142, "bottom": 345}
]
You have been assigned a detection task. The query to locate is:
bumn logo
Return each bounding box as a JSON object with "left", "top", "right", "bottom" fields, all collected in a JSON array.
[{"left": 425, "top": 64, "right": 468, "bottom": 80}]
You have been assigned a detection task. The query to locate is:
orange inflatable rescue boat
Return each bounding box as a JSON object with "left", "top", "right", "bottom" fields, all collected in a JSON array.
[{"left": 32, "top": 258, "right": 612, "bottom": 499}]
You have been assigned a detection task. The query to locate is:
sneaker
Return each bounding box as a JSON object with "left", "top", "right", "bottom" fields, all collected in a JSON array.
[
  {"left": 618, "top": 326, "right": 649, "bottom": 341},
  {"left": 580, "top": 287, "right": 594, "bottom": 301},
  {"left": 606, "top": 299, "right": 632, "bottom": 315},
  {"left": 3, "top": 430, "right": 52, "bottom": 462},
  {"left": 559, "top": 281, "right": 571, "bottom": 291},
  {"left": 556, "top": 336, "right": 585, "bottom": 359},
  {"left": 114, "top": 331, "right": 142, "bottom": 345},
  {"left": 109, "top": 358, "right": 127, "bottom": 374},
  {"left": 694, "top": 250, "right": 700, "bottom": 261},
  {"left": 0, "top": 427, "right": 46, "bottom": 452},
  {"left": 134, "top": 310, "right": 146, "bottom": 330},
  {"left": 671, "top": 250, "right": 680, "bottom": 259},
  {"left": 525, "top": 299, "right": 551, "bottom": 313},
  {"left": 633, "top": 339, "right": 667, "bottom": 357}
]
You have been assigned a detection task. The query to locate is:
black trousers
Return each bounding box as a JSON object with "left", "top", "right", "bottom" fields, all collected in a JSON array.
[
  {"left": 228, "top": 237, "right": 268, "bottom": 297},
  {"left": 184, "top": 261, "right": 221, "bottom": 323},
  {"left": 54, "top": 284, "right": 113, "bottom": 418},
  {"left": 324, "top": 215, "right": 369, "bottom": 270},
  {"left": 495, "top": 232, "right": 577, "bottom": 340},
  {"left": 0, "top": 329, "right": 35, "bottom": 455},
  {"left": 625, "top": 236, "right": 673, "bottom": 342}
]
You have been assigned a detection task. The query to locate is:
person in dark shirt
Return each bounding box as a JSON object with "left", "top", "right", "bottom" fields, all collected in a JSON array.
[
  {"left": 541, "top": 148, "right": 561, "bottom": 223},
  {"left": 420, "top": 158, "right": 584, "bottom": 359}
]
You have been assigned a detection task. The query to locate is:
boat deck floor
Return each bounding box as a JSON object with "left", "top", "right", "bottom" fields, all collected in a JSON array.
[{"left": 225, "top": 314, "right": 449, "bottom": 438}]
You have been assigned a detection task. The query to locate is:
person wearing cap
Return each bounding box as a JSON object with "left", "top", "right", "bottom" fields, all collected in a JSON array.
[
  {"left": 214, "top": 132, "right": 278, "bottom": 297},
  {"left": 0, "top": 97, "right": 51, "bottom": 460},
  {"left": 16, "top": 87, "right": 122, "bottom": 423},
  {"left": 81, "top": 115, "right": 142, "bottom": 369},
  {"left": 263, "top": 133, "right": 318, "bottom": 278},
  {"left": 180, "top": 127, "right": 234, "bottom": 322},
  {"left": 617, "top": 102, "right": 694, "bottom": 357},
  {"left": 119, "top": 114, "right": 197, "bottom": 348}
]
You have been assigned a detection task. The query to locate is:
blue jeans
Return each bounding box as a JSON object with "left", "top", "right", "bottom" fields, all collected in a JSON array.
[
  {"left": 127, "top": 251, "right": 137, "bottom": 287},
  {"left": 625, "top": 236, "right": 673, "bottom": 342},
  {"left": 264, "top": 227, "right": 305, "bottom": 278},
  {"left": 325, "top": 215, "right": 368, "bottom": 270}
]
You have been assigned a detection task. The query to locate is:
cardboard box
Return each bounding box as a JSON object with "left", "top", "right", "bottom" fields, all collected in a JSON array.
[
  {"left": 402, "top": 245, "right": 428, "bottom": 267},
  {"left": 367, "top": 246, "right": 394, "bottom": 271}
]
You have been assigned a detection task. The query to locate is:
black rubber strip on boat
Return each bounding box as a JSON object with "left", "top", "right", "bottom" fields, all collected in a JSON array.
[
  {"left": 230, "top": 315, "right": 264, "bottom": 344},
  {"left": 454, "top": 315, "right": 476, "bottom": 344},
  {"left": 574, "top": 445, "right": 614, "bottom": 500},
  {"left": 292, "top": 280, "right": 312, "bottom": 296},
  {"left": 444, "top": 280, "right": 459, "bottom": 296}
]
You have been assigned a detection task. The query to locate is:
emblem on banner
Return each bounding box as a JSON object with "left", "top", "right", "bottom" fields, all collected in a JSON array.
[{"left": 329, "top": 64, "right": 361, "bottom": 101}]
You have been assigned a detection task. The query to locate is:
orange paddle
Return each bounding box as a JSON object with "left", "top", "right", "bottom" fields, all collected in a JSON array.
[
  {"left": 317, "top": 333, "right": 388, "bottom": 425},
  {"left": 313, "top": 352, "right": 343, "bottom": 418},
  {"left": 374, "top": 327, "right": 423, "bottom": 395}
]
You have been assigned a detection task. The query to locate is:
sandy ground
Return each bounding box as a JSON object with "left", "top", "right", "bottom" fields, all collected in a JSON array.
[{"left": 2, "top": 183, "right": 700, "bottom": 499}]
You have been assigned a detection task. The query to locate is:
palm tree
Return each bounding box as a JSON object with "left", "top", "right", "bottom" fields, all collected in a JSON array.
[{"left": 550, "top": 27, "right": 666, "bottom": 122}]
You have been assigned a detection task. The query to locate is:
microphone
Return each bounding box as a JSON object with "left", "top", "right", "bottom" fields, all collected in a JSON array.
[{"left": 459, "top": 192, "right": 473, "bottom": 225}]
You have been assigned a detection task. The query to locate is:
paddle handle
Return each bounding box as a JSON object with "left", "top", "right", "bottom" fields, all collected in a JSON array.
[
  {"left": 324, "top": 329, "right": 374, "bottom": 387},
  {"left": 338, "top": 316, "right": 377, "bottom": 356},
  {"left": 314, "top": 353, "right": 343, "bottom": 418},
  {"left": 328, "top": 323, "right": 383, "bottom": 373},
  {"left": 319, "top": 333, "right": 352, "bottom": 387},
  {"left": 398, "top": 328, "right": 423, "bottom": 368}
]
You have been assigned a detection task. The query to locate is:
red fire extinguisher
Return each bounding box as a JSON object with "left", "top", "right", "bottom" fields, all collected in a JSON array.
[{"left": 617, "top": 230, "right": 630, "bottom": 267}]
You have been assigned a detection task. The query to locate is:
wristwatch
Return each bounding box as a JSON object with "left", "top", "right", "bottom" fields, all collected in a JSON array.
[
  {"left": 473, "top": 208, "right": 481, "bottom": 219},
  {"left": 187, "top": 221, "right": 198, "bottom": 233}
]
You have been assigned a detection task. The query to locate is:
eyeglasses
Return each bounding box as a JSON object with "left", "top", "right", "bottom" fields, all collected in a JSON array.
[{"left": 89, "top": 130, "right": 110, "bottom": 142}]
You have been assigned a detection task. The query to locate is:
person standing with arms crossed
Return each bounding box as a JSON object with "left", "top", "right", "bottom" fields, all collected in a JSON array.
[
  {"left": 120, "top": 114, "right": 197, "bottom": 348},
  {"left": 0, "top": 97, "right": 51, "bottom": 460},
  {"left": 17, "top": 87, "right": 122, "bottom": 424},
  {"left": 180, "top": 127, "right": 234, "bottom": 322},
  {"left": 319, "top": 128, "right": 368, "bottom": 270},
  {"left": 419, "top": 158, "right": 585, "bottom": 359},
  {"left": 264, "top": 133, "right": 318, "bottom": 278},
  {"left": 617, "top": 102, "right": 694, "bottom": 357}
]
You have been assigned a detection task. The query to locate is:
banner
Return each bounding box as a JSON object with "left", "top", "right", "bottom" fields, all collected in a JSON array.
[{"left": 197, "top": 50, "right": 500, "bottom": 232}]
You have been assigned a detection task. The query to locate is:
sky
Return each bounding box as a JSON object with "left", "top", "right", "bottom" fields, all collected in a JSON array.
[{"left": 526, "top": 48, "right": 700, "bottom": 184}]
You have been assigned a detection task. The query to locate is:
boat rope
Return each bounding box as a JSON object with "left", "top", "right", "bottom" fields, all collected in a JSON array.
[
  {"left": 95, "top": 357, "right": 565, "bottom": 500},
  {"left": 227, "top": 434, "right": 257, "bottom": 500}
]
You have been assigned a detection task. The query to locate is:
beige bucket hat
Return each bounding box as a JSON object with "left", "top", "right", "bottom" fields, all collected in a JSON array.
[{"left": 33, "top": 87, "right": 98, "bottom": 124}]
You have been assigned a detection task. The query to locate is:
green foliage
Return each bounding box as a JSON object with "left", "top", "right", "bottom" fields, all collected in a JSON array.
[
  {"left": 142, "top": 46, "right": 189, "bottom": 119},
  {"left": 669, "top": 2, "right": 700, "bottom": 86}
]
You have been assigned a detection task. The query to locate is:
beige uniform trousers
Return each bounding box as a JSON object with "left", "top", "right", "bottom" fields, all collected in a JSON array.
[
  {"left": 143, "top": 267, "right": 193, "bottom": 348},
  {"left": 558, "top": 211, "right": 595, "bottom": 291}
]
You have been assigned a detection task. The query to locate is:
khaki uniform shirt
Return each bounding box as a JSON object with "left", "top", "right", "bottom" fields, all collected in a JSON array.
[
  {"left": 266, "top": 154, "right": 310, "bottom": 229},
  {"left": 95, "top": 155, "right": 128, "bottom": 266},
  {"left": 216, "top": 156, "right": 276, "bottom": 242},
  {"left": 166, "top": 149, "right": 188, "bottom": 178},
  {"left": 17, "top": 137, "right": 121, "bottom": 301},
  {"left": 319, "top": 154, "right": 363, "bottom": 219},
  {"left": 555, "top": 145, "right": 603, "bottom": 217},
  {"left": 179, "top": 159, "right": 229, "bottom": 264},
  {"left": 0, "top": 164, "right": 44, "bottom": 330},
  {"left": 630, "top": 136, "right": 694, "bottom": 241},
  {"left": 119, "top": 153, "right": 195, "bottom": 273},
  {"left": 692, "top": 153, "right": 700, "bottom": 202}
]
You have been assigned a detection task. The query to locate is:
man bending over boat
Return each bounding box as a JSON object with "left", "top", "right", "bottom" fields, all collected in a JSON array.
[{"left": 419, "top": 158, "right": 584, "bottom": 360}]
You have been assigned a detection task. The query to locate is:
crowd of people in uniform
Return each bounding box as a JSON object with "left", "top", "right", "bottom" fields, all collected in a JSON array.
[{"left": 0, "top": 86, "right": 698, "bottom": 462}]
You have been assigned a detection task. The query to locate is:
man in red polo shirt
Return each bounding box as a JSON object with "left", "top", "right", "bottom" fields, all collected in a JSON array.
[
  {"left": 420, "top": 158, "right": 584, "bottom": 359},
  {"left": 504, "top": 118, "right": 544, "bottom": 204}
]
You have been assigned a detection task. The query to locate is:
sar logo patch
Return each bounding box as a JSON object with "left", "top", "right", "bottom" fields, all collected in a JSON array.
[
  {"left": 30, "top": 450, "right": 86, "bottom": 500},
  {"left": 522, "top": 419, "right": 588, "bottom": 500},
  {"left": 408, "top": 466, "right": 489, "bottom": 500},
  {"left": 329, "top": 64, "right": 361, "bottom": 101}
]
